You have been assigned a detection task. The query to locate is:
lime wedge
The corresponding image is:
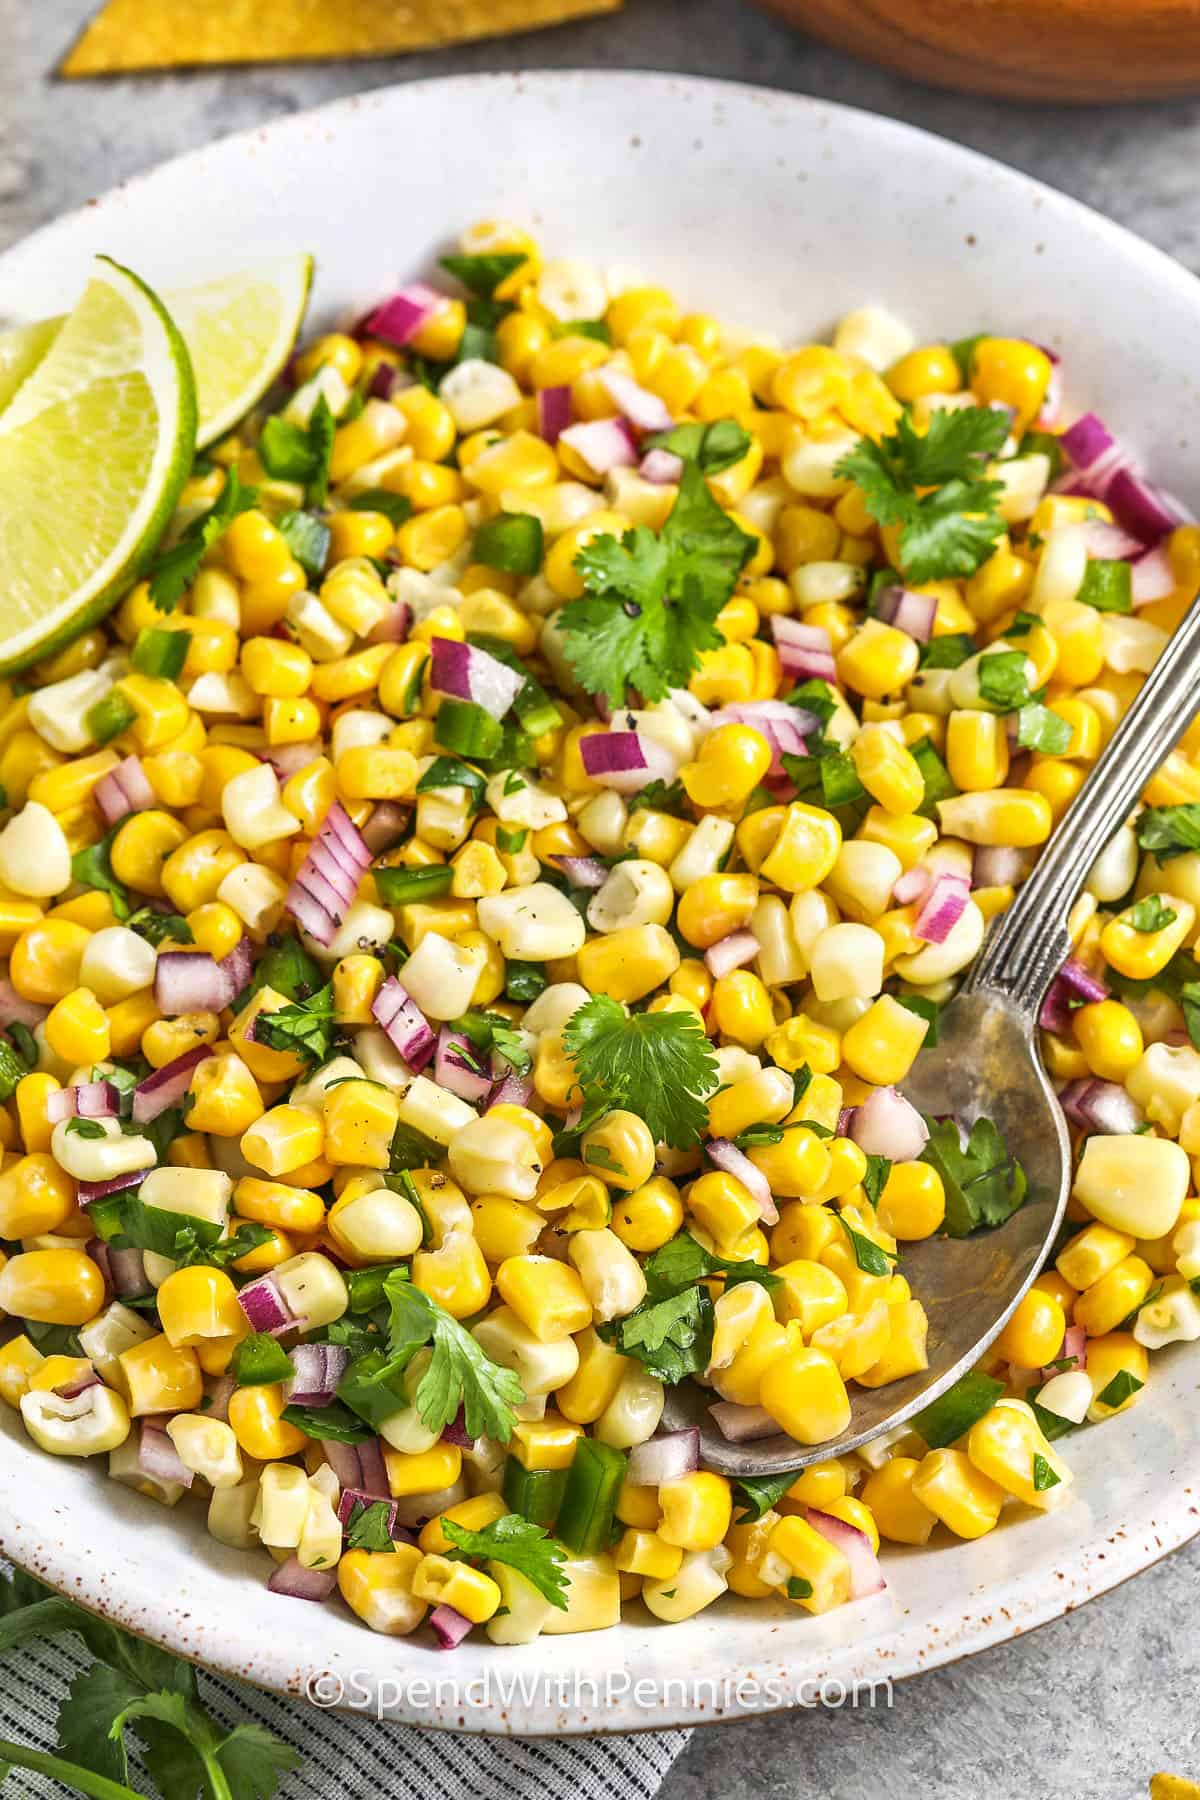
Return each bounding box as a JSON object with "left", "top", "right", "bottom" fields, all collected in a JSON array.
[
  {"left": 0, "top": 256, "right": 196, "bottom": 673},
  {"left": 165, "top": 254, "right": 312, "bottom": 446},
  {"left": 0, "top": 252, "right": 311, "bottom": 448}
]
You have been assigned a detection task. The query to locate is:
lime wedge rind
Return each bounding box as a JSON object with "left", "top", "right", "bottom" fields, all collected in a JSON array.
[{"left": 0, "top": 257, "right": 196, "bottom": 674}]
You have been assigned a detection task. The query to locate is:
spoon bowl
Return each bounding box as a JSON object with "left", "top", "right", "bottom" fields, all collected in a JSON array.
[{"left": 666, "top": 583, "right": 1200, "bottom": 1478}]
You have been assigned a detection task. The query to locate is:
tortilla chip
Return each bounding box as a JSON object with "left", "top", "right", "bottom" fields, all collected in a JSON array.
[{"left": 61, "top": 0, "right": 622, "bottom": 75}]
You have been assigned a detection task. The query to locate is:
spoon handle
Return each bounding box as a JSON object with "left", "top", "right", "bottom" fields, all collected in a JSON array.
[{"left": 966, "top": 589, "right": 1200, "bottom": 1015}]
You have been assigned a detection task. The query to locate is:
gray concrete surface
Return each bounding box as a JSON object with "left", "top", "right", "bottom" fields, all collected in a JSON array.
[{"left": 1, "top": 0, "right": 1198, "bottom": 1794}]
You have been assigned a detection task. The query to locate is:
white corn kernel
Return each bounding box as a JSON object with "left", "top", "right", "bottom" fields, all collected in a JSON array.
[
  {"left": 568, "top": 1228, "right": 647, "bottom": 1323},
  {"left": 21, "top": 1384, "right": 130, "bottom": 1457},
  {"left": 587, "top": 859, "right": 675, "bottom": 933},
  {"left": 28, "top": 669, "right": 112, "bottom": 753},
  {"left": 138, "top": 1167, "right": 232, "bottom": 1229},
  {"left": 833, "top": 306, "right": 914, "bottom": 371},
  {"left": 221, "top": 764, "right": 301, "bottom": 851},
  {"left": 51, "top": 1117, "right": 157, "bottom": 1183},
  {"left": 79, "top": 926, "right": 157, "bottom": 1003},
  {"left": 477, "top": 883, "right": 586, "bottom": 960},
  {"left": 439, "top": 359, "right": 523, "bottom": 433},
  {"left": 395, "top": 1074, "right": 477, "bottom": 1147},
  {"left": 272, "top": 1252, "right": 348, "bottom": 1329},
  {"left": 669, "top": 815, "right": 736, "bottom": 892},
  {"left": 0, "top": 801, "right": 71, "bottom": 898},
  {"left": 1072, "top": 1133, "right": 1189, "bottom": 1239},
  {"left": 809, "top": 922, "right": 885, "bottom": 1002},
  {"left": 166, "top": 1414, "right": 243, "bottom": 1488},
  {"left": 397, "top": 930, "right": 486, "bottom": 1020}
]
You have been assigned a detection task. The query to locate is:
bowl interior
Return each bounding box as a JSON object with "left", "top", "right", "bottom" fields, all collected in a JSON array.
[{"left": 1, "top": 71, "right": 1198, "bottom": 1731}]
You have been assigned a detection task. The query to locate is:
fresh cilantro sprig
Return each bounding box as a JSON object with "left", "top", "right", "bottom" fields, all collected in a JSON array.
[
  {"left": 1128, "top": 894, "right": 1177, "bottom": 933},
  {"left": 258, "top": 394, "right": 336, "bottom": 506},
  {"left": 383, "top": 1274, "right": 525, "bottom": 1442},
  {"left": 72, "top": 823, "right": 132, "bottom": 920},
  {"left": 344, "top": 1498, "right": 400, "bottom": 1552},
  {"left": 562, "top": 995, "right": 718, "bottom": 1150},
  {"left": 147, "top": 469, "right": 258, "bottom": 612},
  {"left": 443, "top": 1514, "right": 569, "bottom": 1610},
  {"left": 1137, "top": 804, "right": 1200, "bottom": 862},
  {"left": 641, "top": 1231, "right": 781, "bottom": 1298},
  {"left": 560, "top": 421, "right": 756, "bottom": 703},
  {"left": 835, "top": 406, "right": 1010, "bottom": 583},
  {"left": 250, "top": 983, "right": 337, "bottom": 1066},
  {"left": 0, "top": 1565, "right": 298, "bottom": 1800},
  {"left": 921, "top": 1114, "right": 1028, "bottom": 1236},
  {"left": 601, "top": 1232, "right": 780, "bottom": 1384}
]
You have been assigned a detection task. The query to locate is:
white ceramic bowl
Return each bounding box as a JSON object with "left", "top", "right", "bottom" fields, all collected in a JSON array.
[{"left": 1, "top": 71, "right": 1198, "bottom": 1735}]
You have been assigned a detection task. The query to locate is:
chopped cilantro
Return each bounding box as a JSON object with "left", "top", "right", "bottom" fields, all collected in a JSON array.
[
  {"left": 258, "top": 394, "right": 336, "bottom": 505},
  {"left": 146, "top": 468, "right": 257, "bottom": 611},
  {"left": 920, "top": 1114, "right": 1028, "bottom": 1236},
  {"left": 562, "top": 995, "right": 718, "bottom": 1150},
  {"left": 1128, "top": 895, "right": 1177, "bottom": 933}
]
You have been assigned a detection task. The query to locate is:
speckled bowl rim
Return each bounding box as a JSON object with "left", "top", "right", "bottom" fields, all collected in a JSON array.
[{"left": 1, "top": 70, "right": 1199, "bottom": 1734}]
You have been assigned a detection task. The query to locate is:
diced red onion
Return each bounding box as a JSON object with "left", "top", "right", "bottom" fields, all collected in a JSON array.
[
  {"left": 94, "top": 755, "right": 156, "bottom": 826},
  {"left": 1060, "top": 412, "right": 1123, "bottom": 485},
  {"left": 440, "top": 1407, "right": 471, "bottom": 1449},
  {"left": 45, "top": 1081, "right": 121, "bottom": 1124},
  {"left": 357, "top": 1437, "right": 391, "bottom": 1499},
  {"left": 913, "top": 872, "right": 971, "bottom": 946},
  {"left": 580, "top": 730, "right": 675, "bottom": 794},
  {"left": 551, "top": 854, "right": 608, "bottom": 890},
  {"left": 364, "top": 282, "right": 447, "bottom": 348},
  {"left": 704, "top": 1137, "right": 778, "bottom": 1225},
  {"left": 430, "top": 1603, "right": 474, "bottom": 1649},
  {"left": 237, "top": 1273, "right": 300, "bottom": 1336},
  {"left": 487, "top": 1071, "right": 534, "bottom": 1110},
  {"left": 537, "top": 385, "right": 572, "bottom": 445},
  {"left": 837, "top": 1106, "right": 856, "bottom": 1139},
  {"left": 435, "top": 1026, "right": 493, "bottom": 1106},
  {"left": 368, "top": 361, "right": 402, "bottom": 400},
  {"left": 892, "top": 865, "right": 932, "bottom": 906},
  {"left": 805, "top": 1507, "right": 886, "bottom": 1598},
  {"left": 597, "top": 367, "right": 673, "bottom": 433},
  {"left": 261, "top": 739, "right": 324, "bottom": 781},
  {"left": 1039, "top": 957, "right": 1109, "bottom": 1034},
  {"left": 132, "top": 1046, "right": 213, "bottom": 1124},
  {"left": 709, "top": 701, "right": 819, "bottom": 777},
  {"left": 77, "top": 1170, "right": 145, "bottom": 1209},
  {"left": 366, "top": 598, "right": 412, "bottom": 645},
  {"left": 85, "top": 1238, "right": 111, "bottom": 1291},
  {"left": 1058, "top": 1077, "right": 1143, "bottom": 1136},
  {"left": 873, "top": 584, "right": 939, "bottom": 644},
  {"left": 1131, "top": 545, "right": 1176, "bottom": 606},
  {"left": 1040, "top": 1323, "right": 1086, "bottom": 1383},
  {"left": 429, "top": 636, "right": 524, "bottom": 721},
  {"left": 559, "top": 416, "right": 638, "bottom": 475},
  {"left": 371, "top": 978, "right": 435, "bottom": 1070},
  {"left": 626, "top": 1428, "right": 701, "bottom": 1487},
  {"left": 321, "top": 1440, "right": 361, "bottom": 1488},
  {"left": 285, "top": 1343, "right": 351, "bottom": 1408},
  {"left": 155, "top": 952, "right": 230, "bottom": 1017},
  {"left": 707, "top": 1401, "right": 781, "bottom": 1443},
  {"left": 361, "top": 801, "right": 413, "bottom": 853},
  {"left": 771, "top": 615, "right": 840, "bottom": 680},
  {"left": 138, "top": 1422, "right": 193, "bottom": 1490},
  {"left": 206, "top": 1374, "right": 236, "bottom": 1424},
  {"left": 973, "top": 844, "right": 1026, "bottom": 888},
  {"left": 108, "top": 1244, "right": 151, "bottom": 1298},
  {"left": 639, "top": 448, "right": 683, "bottom": 484},
  {"left": 335, "top": 1488, "right": 400, "bottom": 1535},
  {"left": 0, "top": 980, "right": 47, "bottom": 1029},
  {"left": 267, "top": 1557, "right": 338, "bottom": 1602},
  {"left": 1081, "top": 519, "right": 1145, "bottom": 561},
  {"left": 286, "top": 800, "right": 372, "bottom": 948},
  {"left": 705, "top": 930, "right": 760, "bottom": 979},
  {"left": 849, "top": 1088, "right": 929, "bottom": 1161},
  {"left": 1105, "top": 467, "right": 1195, "bottom": 544},
  {"left": 771, "top": 616, "right": 833, "bottom": 655}
]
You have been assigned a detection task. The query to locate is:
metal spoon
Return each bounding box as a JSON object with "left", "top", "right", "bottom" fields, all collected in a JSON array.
[{"left": 662, "top": 594, "right": 1200, "bottom": 1476}]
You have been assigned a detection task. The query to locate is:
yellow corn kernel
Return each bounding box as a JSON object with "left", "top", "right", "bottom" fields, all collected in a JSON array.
[
  {"left": 762, "top": 1513, "right": 851, "bottom": 1614},
  {"left": 510, "top": 1413, "right": 583, "bottom": 1472},
  {"left": 160, "top": 828, "right": 245, "bottom": 912},
  {"left": 967, "top": 1400, "right": 1073, "bottom": 1509},
  {"left": 0, "top": 1154, "right": 74, "bottom": 1238},
  {"left": 1099, "top": 895, "right": 1194, "bottom": 980},
  {"left": 227, "top": 1381, "right": 309, "bottom": 1459},
  {"left": 187, "top": 1052, "right": 265, "bottom": 1136},
  {"left": 746, "top": 1126, "right": 830, "bottom": 1200},
  {"left": 322, "top": 1080, "right": 400, "bottom": 1169},
  {"left": 969, "top": 336, "right": 1052, "bottom": 431},
  {"left": 758, "top": 1343, "right": 851, "bottom": 1443},
  {"left": 418, "top": 1492, "right": 509, "bottom": 1555},
  {"left": 860, "top": 1456, "right": 937, "bottom": 1545},
  {"left": 241, "top": 1104, "right": 324, "bottom": 1177},
  {"left": 681, "top": 724, "right": 772, "bottom": 810},
  {"left": 114, "top": 675, "right": 191, "bottom": 752},
  {"left": 110, "top": 811, "right": 190, "bottom": 898},
  {"left": 877, "top": 1161, "right": 945, "bottom": 1241},
  {"left": 687, "top": 1170, "right": 761, "bottom": 1250},
  {"left": 760, "top": 804, "right": 842, "bottom": 893},
  {"left": 337, "top": 1544, "right": 426, "bottom": 1637},
  {"left": 118, "top": 1333, "right": 204, "bottom": 1417},
  {"left": 1073, "top": 1254, "right": 1155, "bottom": 1338},
  {"left": 240, "top": 637, "right": 314, "bottom": 699},
  {"left": 0, "top": 1336, "right": 44, "bottom": 1407},
  {"left": 496, "top": 1255, "right": 592, "bottom": 1343},
  {"left": 840, "top": 993, "right": 929, "bottom": 1086},
  {"left": 837, "top": 620, "right": 920, "bottom": 700},
  {"left": 613, "top": 1529, "right": 683, "bottom": 1581},
  {"left": 575, "top": 924, "right": 679, "bottom": 1004},
  {"left": 851, "top": 726, "right": 925, "bottom": 815},
  {"left": 710, "top": 970, "right": 774, "bottom": 1048},
  {"left": 911, "top": 1447, "right": 1005, "bottom": 1539},
  {"left": 935, "top": 789, "right": 1053, "bottom": 849},
  {"left": 765, "top": 1014, "right": 842, "bottom": 1077},
  {"left": 412, "top": 1231, "right": 492, "bottom": 1320},
  {"left": 156, "top": 1266, "right": 245, "bottom": 1349},
  {"left": 773, "top": 1259, "right": 849, "bottom": 1335},
  {"left": 1085, "top": 1332, "right": 1149, "bottom": 1420},
  {"left": 234, "top": 1176, "right": 326, "bottom": 1237},
  {"left": 993, "top": 1286, "right": 1066, "bottom": 1366},
  {"left": 945, "top": 710, "right": 1010, "bottom": 792},
  {"left": 384, "top": 1442, "right": 464, "bottom": 1498},
  {"left": 657, "top": 1471, "right": 732, "bottom": 1552}
]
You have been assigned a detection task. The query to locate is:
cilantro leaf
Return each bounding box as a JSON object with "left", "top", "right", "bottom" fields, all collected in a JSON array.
[
  {"left": 1015, "top": 703, "right": 1072, "bottom": 754},
  {"left": 280, "top": 1398, "right": 376, "bottom": 1443},
  {"left": 1096, "top": 1368, "right": 1144, "bottom": 1409},
  {"left": 603, "top": 1285, "right": 714, "bottom": 1384},
  {"left": 1032, "top": 1451, "right": 1061, "bottom": 1492},
  {"left": 1128, "top": 894, "right": 1177, "bottom": 933},
  {"left": 629, "top": 776, "right": 688, "bottom": 816},
  {"left": 258, "top": 393, "right": 337, "bottom": 505},
  {"left": 126, "top": 905, "right": 193, "bottom": 947},
  {"left": 732, "top": 1472, "right": 795, "bottom": 1523},
  {"left": 641, "top": 1230, "right": 781, "bottom": 1299},
  {"left": 443, "top": 1514, "right": 569, "bottom": 1610},
  {"left": 71, "top": 822, "right": 131, "bottom": 920},
  {"left": 644, "top": 418, "right": 752, "bottom": 474},
  {"left": 921, "top": 1114, "right": 1029, "bottom": 1236},
  {"left": 250, "top": 982, "right": 337, "bottom": 1065},
  {"left": 344, "top": 1497, "right": 398, "bottom": 1552},
  {"left": 1137, "top": 804, "right": 1200, "bottom": 862},
  {"left": 837, "top": 1214, "right": 897, "bottom": 1276},
  {"left": 562, "top": 995, "right": 718, "bottom": 1149},
  {"left": 862, "top": 1154, "right": 892, "bottom": 1209},
  {"left": 1077, "top": 558, "right": 1133, "bottom": 614},
  {"left": 560, "top": 436, "right": 756, "bottom": 703},
  {"left": 382, "top": 1273, "right": 525, "bottom": 1441},
  {"left": 977, "top": 650, "right": 1033, "bottom": 712},
  {"left": 147, "top": 468, "right": 258, "bottom": 612},
  {"left": 836, "top": 407, "right": 1009, "bottom": 583},
  {"left": 440, "top": 251, "right": 526, "bottom": 296}
]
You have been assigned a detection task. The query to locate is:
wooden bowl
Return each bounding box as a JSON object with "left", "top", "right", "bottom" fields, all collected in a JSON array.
[{"left": 757, "top": 0, "right": 1200, "bottom": 100}]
